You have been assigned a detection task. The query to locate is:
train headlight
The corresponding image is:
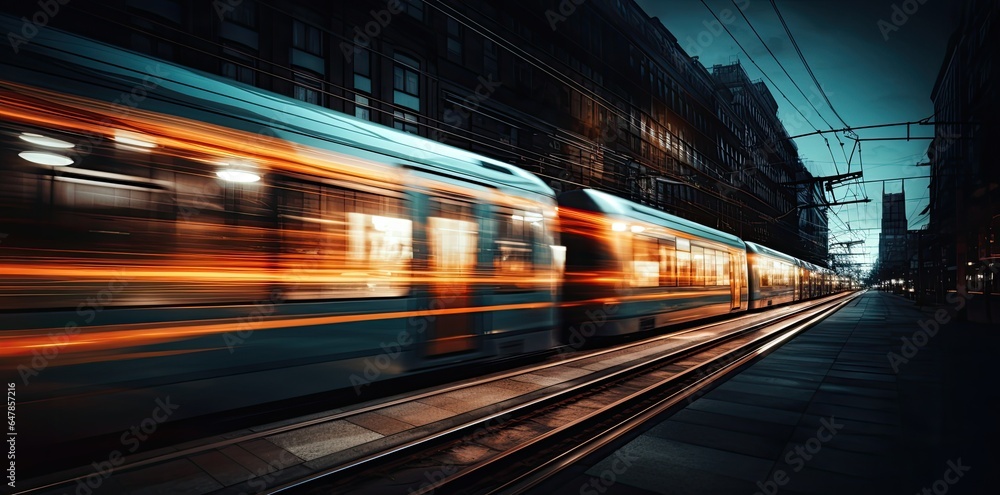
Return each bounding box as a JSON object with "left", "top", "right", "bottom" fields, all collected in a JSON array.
[
  {"left": 216, "top": 169, "right": 261, "bottom": 183},
  {"left": 18, "top": 151, "right": 73, "bottom": 166},
  {"left": 18, "top": 132, "right": 75, "bottom": 149}
]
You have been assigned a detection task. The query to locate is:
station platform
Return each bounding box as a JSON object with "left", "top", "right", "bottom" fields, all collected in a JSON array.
[{"left": 534, "top": 291, "right": 1000, "bottom": 495}]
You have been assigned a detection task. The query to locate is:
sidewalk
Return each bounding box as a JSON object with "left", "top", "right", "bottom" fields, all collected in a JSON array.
[{"left": 531, "top": 291, "right": 1000, "bottom": 494}]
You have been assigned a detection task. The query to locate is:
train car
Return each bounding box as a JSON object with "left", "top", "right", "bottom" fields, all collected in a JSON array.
[
  {"left": 745, "top": 241, "right": 801, "bottom": 309},
  {"left": 798, "top": 260, "right": 824, "bottom": 300},
  {"left": 0, "top": 14, "right": 560, "bottom": 446},
  {"left": 557, "top": 189, "right": 748, "bottom": 340}
]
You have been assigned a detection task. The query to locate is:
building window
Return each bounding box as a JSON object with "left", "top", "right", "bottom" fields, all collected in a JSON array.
[
  {"left": 393, "top": 110, "right": 418, "bottom": 134},
  {"left": 400, "top": 0, "right": 423, "bottom": 20},
  {"left": 446, "top": 17, "right": 462, "bottom": 62},
  {"left": 223, "top": 0, "right": 256, "bottom": 27},
  {"left": 516, "top": 61, "right": 533, "bottom": 91},
  {"left": 483, "top": 38, "right": 498, "bottom": 76},
  {"left": 355, "top": 95, "right": 371, "bottom": 121},
  {"left": 293, "top": 72, "right": 323, "bottom": 105},
  {"left": 393, "top": 53, "right": 420, "bottom": 111},
  {"left": 221, "top": 44, "right": 256, "bottom": 85},
  {"left": 292, "top": 19, "right": 323, "bottom": 55},
  {"left": 354, "top": 48, "right": 372, "bottom": 94}
]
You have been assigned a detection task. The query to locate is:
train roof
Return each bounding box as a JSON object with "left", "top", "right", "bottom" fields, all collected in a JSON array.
[
  {"left": 744, "top": 242, "right": 803, "bottom": 266},
  {"left": 0, "top": 14, "right": 552, "bottom": 200},
  {"left": 558, "top": 189, "right": 746, "bottom": 250}
]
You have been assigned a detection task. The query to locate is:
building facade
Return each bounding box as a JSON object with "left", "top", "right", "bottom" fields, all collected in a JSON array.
[
  {"left": 929, "top": 0, "right": 999, "bottom": 322},
  {"left": 7, "top": 0, "right": 829, "bottom": 266},
  {"left": 878, "top": 191, "right": 908, "bottom": 292}
]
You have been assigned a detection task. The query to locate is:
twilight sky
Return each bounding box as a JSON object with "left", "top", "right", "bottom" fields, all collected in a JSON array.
[{"left": 633, "top": 0, "right": 956, "bottom": 273}]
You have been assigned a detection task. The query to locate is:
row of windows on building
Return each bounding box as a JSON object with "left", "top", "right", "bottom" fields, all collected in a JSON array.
[{"left": 191, "top": 1, "right": 799, "bottom": 226}]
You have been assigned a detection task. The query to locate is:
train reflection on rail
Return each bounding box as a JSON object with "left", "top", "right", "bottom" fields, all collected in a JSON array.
[{"left": 0, "top": 13, "right": 853, "bottom": 453}]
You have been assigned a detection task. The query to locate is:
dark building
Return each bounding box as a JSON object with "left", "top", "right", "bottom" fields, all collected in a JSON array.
[
  {"left": 8, "top": 0, "right": 829, "bottom": 266},
  {"left": 929, "top": 0, "right": 999, "bottom": 322},
  {"left": 878, "top": 191, "right": 908, "bottom": 291},
  {"left": 711, "top": 61, "right": 825, "bottom": 263}
]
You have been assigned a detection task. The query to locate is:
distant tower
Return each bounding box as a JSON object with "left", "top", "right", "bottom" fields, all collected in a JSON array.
[{"left": 878, "top": 191, "right": 907, "bottom": 278}]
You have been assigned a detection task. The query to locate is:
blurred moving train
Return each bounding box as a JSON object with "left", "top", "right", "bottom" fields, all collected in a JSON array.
[{"left": 0, "top": 14, "right": 850, "bottom": 449}]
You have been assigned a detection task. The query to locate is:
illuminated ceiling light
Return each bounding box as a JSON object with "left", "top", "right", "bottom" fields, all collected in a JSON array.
[
  {"left": 19, "top": 132, "right": 74, "bottom": 149},
  {"left": 113, "top": 130, "right": 157, "bottom": 150},
  {"left": 611, "top": 222, "right": 627, "bottom": 232},
  {"left": 18, "top": 151, "right": 73, "bottom": 166},
  {"left": 216, "top": 168, "right": 261, "bottom": 183},
  {"left": 630, "top": 225, "right": 645, "bottom": 233}
]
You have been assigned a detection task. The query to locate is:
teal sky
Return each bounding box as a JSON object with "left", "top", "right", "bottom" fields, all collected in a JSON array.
[{"left": 632, "top": 0, "right": 955, "bottom": 273}]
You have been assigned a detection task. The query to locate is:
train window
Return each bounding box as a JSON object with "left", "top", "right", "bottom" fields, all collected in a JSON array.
[
  {"left": 659, "top": 238, "right": 676, "bottom": 287},
  {"left": 704, "top": 249, "right": 716, "bottom": 286},
  {"left": 676, "top": 238, "right": 691, "bottom": 286},
  {"left": 772, "top": 261, "right": 789, "bottom": 286},
  {"left": 428, "top": 198, "right": 478, "bottom": 296},
  {"left": 631, "top": 235, "right": 659, "bottom": 287},
  {"left": 691, "top": 245, "right": 705, "bottom": 286},
  {"left": 719, "top": 252, "right": 731, "bottom": 286},
  {"left": 279, "top": 180, "right": 411, "bottom": 298},
  {"left": 494, "top": 206, "right": 538, "bottom": 290},
  {"left": 760, "top": 260, "right": 771, "bottom": 287}
]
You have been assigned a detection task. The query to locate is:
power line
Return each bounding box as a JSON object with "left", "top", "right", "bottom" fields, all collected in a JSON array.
[
  {"left": 697, "top": 0, "right": 821, "bottom": 133},
  {"left": 769, "top": 0, "right": 850, "bottom": 129},
  {"left": 728, "top": 0, "right": 846, "bottom": 177}
]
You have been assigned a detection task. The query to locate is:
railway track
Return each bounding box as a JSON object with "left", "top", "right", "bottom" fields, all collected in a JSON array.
[
  {"left": 16, "top": 292, "right": 858, "bottom": 495},
  {"left": 275, "top": 292, "right": 859, "bottom": 494}
]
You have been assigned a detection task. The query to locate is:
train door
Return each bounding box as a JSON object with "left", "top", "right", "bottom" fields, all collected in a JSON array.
[
  {"left": 730, "top": 251, "right": 742, "bottom": 310},
  {"left": 426, "top": 198, "right": 478, "bottom": 356}
]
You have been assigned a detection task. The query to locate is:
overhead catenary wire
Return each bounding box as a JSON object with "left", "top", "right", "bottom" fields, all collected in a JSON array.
[
  {"left": 769, "top": 0, "right": 850, "bottom": 130},
  {"left": 729, "top": 0, "right": 846, "bottom": 178},
  {"left": 698, "top": 0, "right": 823, "bottom": 135},
  {"left": 60, "top": 1, "right": 840, "bottom": 262}
]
